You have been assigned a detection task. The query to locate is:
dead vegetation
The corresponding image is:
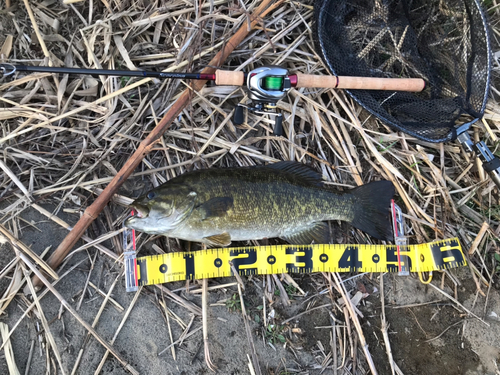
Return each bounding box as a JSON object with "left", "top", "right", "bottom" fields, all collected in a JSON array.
[{"left": 0, "top": 0, "right": 499, "bottom": 374}]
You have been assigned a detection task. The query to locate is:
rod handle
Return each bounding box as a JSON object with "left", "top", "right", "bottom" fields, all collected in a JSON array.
[
  {"left": 295, "top": 74, "right": 426, "bottom": 92},
  {"left": 215, "top": 70, "right": 245, "bottom": 86}
]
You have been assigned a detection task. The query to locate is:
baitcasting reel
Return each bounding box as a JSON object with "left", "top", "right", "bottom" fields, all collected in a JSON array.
[{"left": 233, "top": 66, "right": 292, "bottom": 136}]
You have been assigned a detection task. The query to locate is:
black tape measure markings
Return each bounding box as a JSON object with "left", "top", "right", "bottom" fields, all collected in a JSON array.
[{"left": 128, "top": 238, "right": 465, "bottom": 288}]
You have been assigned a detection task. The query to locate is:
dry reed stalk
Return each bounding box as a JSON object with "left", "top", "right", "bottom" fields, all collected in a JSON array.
[
  {"left": 157, "top": 326, "right": 203, "bottom": 357},
  {"left": 202, "top": 278, "right": 217, "bottom": 371},
  {"left": 238, "top": 283, "right": 262, "bottom": 375},
  {"left": 23, "top": 339, "right": 34, "bottom": 375},
  {"left": 272, "top": 274, "right": 290, "bottom": 306},
  {"left": 19, "top": 253, "right": 139, "bottom": 375},
  {"left": 0, "top": 258, "right": 88, "bottom": 353},
  {"left": 328, "top": 311, "right": 338, "bottom": 375},
  {"left": 426, "top": 282, "right": 488, "bottom": 326},
  {"left": 88, "top": 281, "right": 124, "bottom": 311},
  {"left": 70, "top": 272, "right": 122, "bottom": 375},
  {"left": 0, "top": 263, "right": 23, "bottom": 316},
  {"left": 0, "top": 35, "right": 13, "bottom": 61},
  {"left": 93, "top": 287, "right": 142, "bottom": 375},
  {"left": 379, "top": 274, "right": 396, "bottom": 375},
  {"left": 75, "top": 250, "right": 98, "bottom": 311},
  {"left": 158, "top": 297, "right": 177, "bottom": 361},
  {"left": 21, "top": 266, "right": 66, "bottom": 375},
  {"left": 332, "top": 272, "right": 378, "bottom": 375},
  {"left": 21, "top": 0, "right": 50, "bottom": 61},
  {"left": 0, "top": 322, "right": 20, "bottom": 375},
  {"left": 155, "top": 284, "right": 202, "bottom": 316},
  {"left": 468, "top": 221, "right": 490, "bottom": 255}
]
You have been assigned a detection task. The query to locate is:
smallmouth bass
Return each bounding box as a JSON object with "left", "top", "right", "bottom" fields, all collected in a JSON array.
[{"left": 125, "top": 161, "right": 395, "bottom": 246}]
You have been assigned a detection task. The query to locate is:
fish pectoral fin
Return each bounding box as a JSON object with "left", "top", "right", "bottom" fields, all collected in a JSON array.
[
  {"left": 203, "top": 232, "right": 232, "bottom": 247},
  {"left": 199, "top": 197, "right": 233, "bottom": 219},
  {"left": 281, "top": 222, "right": 329, "bottom": 245}
]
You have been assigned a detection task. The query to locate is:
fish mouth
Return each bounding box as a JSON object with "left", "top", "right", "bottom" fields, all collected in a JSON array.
[{"left": 129, "top": 204, "right": 149, "bottom": 219}]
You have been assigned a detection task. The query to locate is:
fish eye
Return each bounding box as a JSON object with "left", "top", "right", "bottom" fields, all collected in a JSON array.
[{"left": 147, "top": 192, "right": 156, "bottom": 199}]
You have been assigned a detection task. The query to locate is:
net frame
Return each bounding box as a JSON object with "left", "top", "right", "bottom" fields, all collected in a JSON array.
[{"left": 314, "top": 0, "right": 492, "bottom": 143}]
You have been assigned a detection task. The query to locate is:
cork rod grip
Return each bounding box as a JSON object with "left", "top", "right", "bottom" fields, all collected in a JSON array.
[
  {"left": 215, "top": 70, "right": 245, "bottom": 86},
  {"left": 296, "top": 73, "right": 426, "bottom": 92}
]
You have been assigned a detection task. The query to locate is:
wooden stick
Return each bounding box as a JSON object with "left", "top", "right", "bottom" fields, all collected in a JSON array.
[
  {"left": 19, "top": 253, "right": 139, "bottom": 375},
  {"left": 32, "top": 0, "right": 279, "bottom": 289}
]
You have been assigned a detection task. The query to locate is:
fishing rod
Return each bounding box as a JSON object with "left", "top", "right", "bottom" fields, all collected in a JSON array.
[{"left": 1, "top": 63, "right": 425, "bottom": 135}]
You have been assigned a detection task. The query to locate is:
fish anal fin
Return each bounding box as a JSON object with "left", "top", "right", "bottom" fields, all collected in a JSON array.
[
  {"left": 203, "top": 232, "right": 231, "bottom": 247},
  {"left": 199, "top": 197, "right": 233, "bottom": 219},
  {"left": 281, "top": 222, "right": 329, "bottom": 245}
]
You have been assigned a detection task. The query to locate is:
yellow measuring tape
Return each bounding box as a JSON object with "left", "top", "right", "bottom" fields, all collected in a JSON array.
[{"left": 124, "top": 238, "right": 465, "bottom": 291}]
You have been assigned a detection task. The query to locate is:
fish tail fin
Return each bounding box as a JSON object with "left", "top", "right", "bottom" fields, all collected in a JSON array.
[{"left": 349, "top": 180, "right": 395, "bottom": 241}]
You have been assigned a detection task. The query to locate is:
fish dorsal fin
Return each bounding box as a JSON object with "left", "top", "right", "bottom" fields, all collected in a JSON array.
[
  {"left": 267, "top": 161, "right": 324, "bottom": 186},
  {"left": 199, "top": 197, "right": 234, "bottom": 220},
  {"left": 203, "top": 232, "right": 231, "bottom": 247},
  {"left": 280, "top": 222, "right": 329, "bottom": 245}
]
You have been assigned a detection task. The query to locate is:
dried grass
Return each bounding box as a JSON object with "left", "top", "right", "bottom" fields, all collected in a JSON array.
[{"left": 0, "top": 0, "right": 499, "bottom": 374}]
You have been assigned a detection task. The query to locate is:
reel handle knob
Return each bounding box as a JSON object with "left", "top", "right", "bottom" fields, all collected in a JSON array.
[
  {"left": 233, "top": 105, "right": 244, "bottom": 125},
  {"left": 273, "top": 113, "right": 283, "bottom": 136}
]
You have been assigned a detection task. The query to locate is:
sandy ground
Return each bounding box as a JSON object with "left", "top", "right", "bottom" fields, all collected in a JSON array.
[{"left": 0, "top": 203, "right": 499, "bottom": 375}]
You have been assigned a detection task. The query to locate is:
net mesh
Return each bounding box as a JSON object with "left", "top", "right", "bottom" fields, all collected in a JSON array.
[{"left": 314, "top": 0, "right": 492, "bottom": 142}]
